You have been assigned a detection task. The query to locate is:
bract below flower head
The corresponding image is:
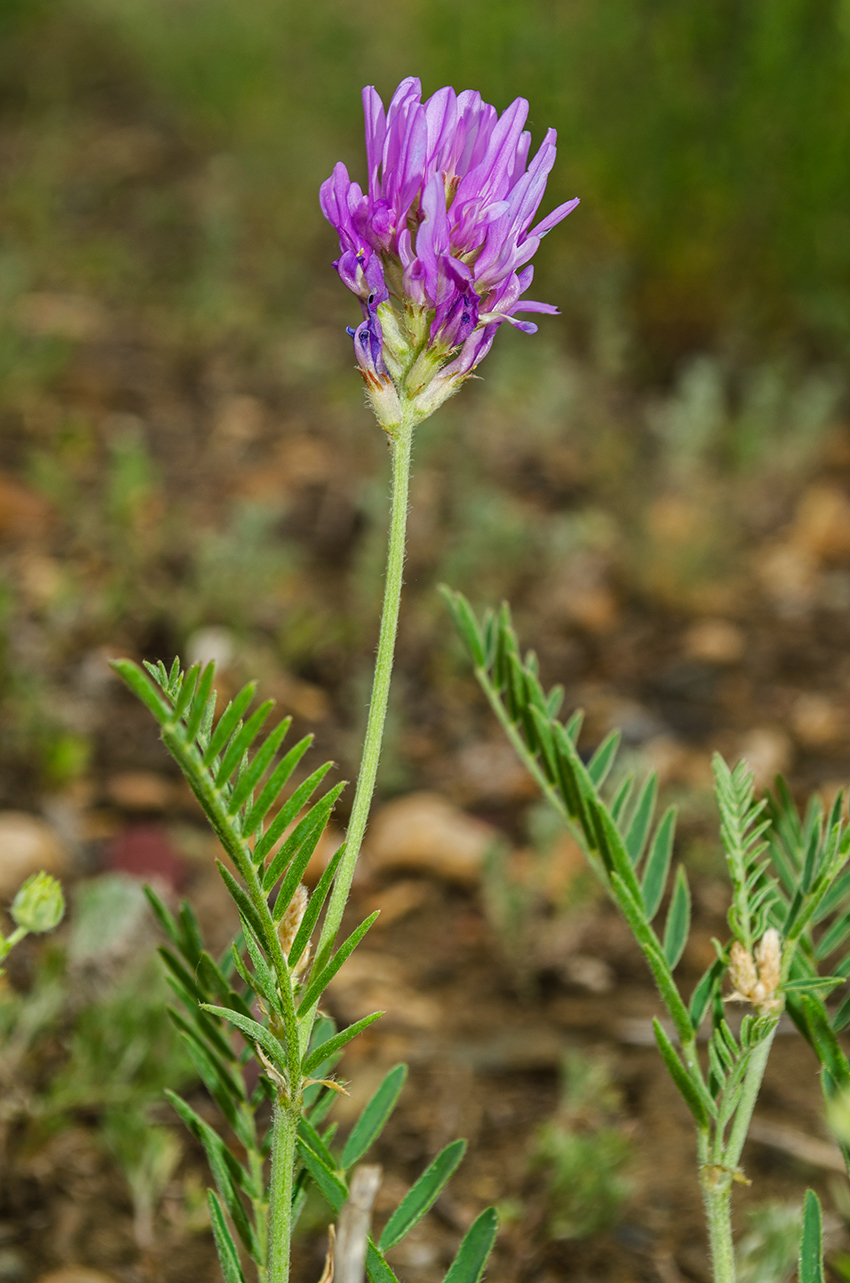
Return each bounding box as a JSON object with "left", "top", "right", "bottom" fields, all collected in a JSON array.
[{"left": 320, "top": 78, "right": 579, "bottom": 430}]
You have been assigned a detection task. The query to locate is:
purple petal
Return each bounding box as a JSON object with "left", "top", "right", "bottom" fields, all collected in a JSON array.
[
  {"left": 530, "top": 196, "right": 581, "bottom": 239},
  {"left": 362, "top": 86, "right": 387, "bottom": 195}
]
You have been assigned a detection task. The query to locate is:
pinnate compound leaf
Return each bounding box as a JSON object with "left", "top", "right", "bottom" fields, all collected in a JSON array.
[
  {"left": 379, "top": 1140, "right": 467, "bottom": 1250},
  {"left": 663, "top": 866, "right": 691, "bottom": 969},
  {"left": 799, "top": 1189, "right": 824, "bottom": 1283},
  {"left": 442, "top": 1207, "right": 499, "bottom": 1283},
  {"left": 341, "top": 1063, "right": 408, "bottom": 1170},
  {"left": 303, "top": 1012, "right": 384, "bottom": 1076},
  {"left": 641, "top": 807, "right": 676, "bottom": 920},
  {"left": 207, "top": 1190, "right": 247, "bottom": 1283}
]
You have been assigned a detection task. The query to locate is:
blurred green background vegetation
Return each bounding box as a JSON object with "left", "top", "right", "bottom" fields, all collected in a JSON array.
[
  {"left": 2, "top": 0, "right": 850, "bottom": 802},
  {"left": 3, "top": 0, "right": 850, "bottom": 372}
]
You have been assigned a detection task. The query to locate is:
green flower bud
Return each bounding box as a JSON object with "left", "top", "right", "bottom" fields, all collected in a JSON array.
[{"left": 11, "top": 871, "right": 65, "bottom": 934}]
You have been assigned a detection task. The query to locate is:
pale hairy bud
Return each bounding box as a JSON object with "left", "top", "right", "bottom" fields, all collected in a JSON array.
[
  {"left": 728, "top": 941, "right": 758, "bottom": 1000},
  {"left": 278, "top": 884, "right": 311, "bottom": 976},
  {"left": 754, "top": 928, "right": 781, "bottom": 1002},
  {"left": 727, "top": 929, "right": 782, "bottom": 1014}
]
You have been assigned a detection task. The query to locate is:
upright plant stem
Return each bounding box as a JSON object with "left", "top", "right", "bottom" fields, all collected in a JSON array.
[
  {"left": 267, "top": 1102, "right": 299, "bottom": 1283},
  {"left": 701, "top": 1177, "right": 736, "bottom": 1283},
  {"left": 699, "top": 1021, "right": 778, "bottom": 1283},
  {"left": 316, "top": 406, "right": 415, "bottom": 968}
]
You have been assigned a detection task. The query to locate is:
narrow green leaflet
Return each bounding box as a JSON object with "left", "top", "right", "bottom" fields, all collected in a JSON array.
[
  {"left": 201, "top": 1004, "right": 288, "bottom": 1073},
  {"left": 207, "top": 1191, "right": 248, "bottom": 1283},
  {"left": 641, "top": 807, "right": 676, "bottom": 920},
  {"left": 587, "top": 730, "right": 620, "bottom": 788},
  {"left": 341, "top": 1063, "right": 408, "bottom": 1170},
  {"left": 366, "top": 1241, "right": 402, "bottom": 1283},
  {"left": 663, "top": 866, "right": 691, "bottom": 969},
  {"left": 166, "top": 1092, "right": 258, "bottom": 1258},
  {"left": 298, "top": 912, "right": 380, "bottom": 1016},
  {"left": 799, "top": 1190, "right": 824, "bottom": 1283},
  {"left": 296, "top": 1140, "right": 347, "bottom": 1214},
  {"left": 442, "top": 1207, "right": 499, "bottom": 1283},
  {"left": 624, "top": 774, "right": 658, "bottom": 866},
  {"left": 652, "top": 1019, "right": 711, "bottom": 1128},
  {"left": 303, "top": 1012, "right": 384, "bottom": 1076},
  {"left": 379, "top": 1140, "right": 467, "bottom": 1250}
]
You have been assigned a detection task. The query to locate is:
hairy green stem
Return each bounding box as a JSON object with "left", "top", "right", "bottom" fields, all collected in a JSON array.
[
  {"left": 701, "top": 1175, "right": 737, "bottom": 1283},
  {"left": 267, "top": 1102, "right": 299, "bottom": 1283},
  {"left": 316, "top": 406, "right": 415, "bottom": 969},
  {"left": 698, "top": 1021, "right": 778, "bottom": 1283}
]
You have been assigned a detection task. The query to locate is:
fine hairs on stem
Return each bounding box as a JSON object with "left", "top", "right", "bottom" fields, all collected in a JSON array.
[{"left": 115, "top": 77, "right": 577, "bottom": 1283}]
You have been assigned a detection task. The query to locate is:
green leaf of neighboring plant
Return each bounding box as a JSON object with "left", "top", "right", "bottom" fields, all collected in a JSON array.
[
  {"left": 379, "top": 1139, "right": 467, "bottom": 1250},
  {"left": 663, "top": 866, "right": 691, "bottom": 969},
  {"left": 302, "top": 1012, "right": 384, "bottom": 1076},
  {"left": 442, "top": 1207, "right": 499, "bottom": 1283},
  {"left": 341, "top": 1063, "right": 408, "bottom": 1170},
  {"left": 207, "top": 1190, "right": 247, "bottom": 1283},
  {"left": 799, "top": 1189, "right": 824, "bottom": 1283}
]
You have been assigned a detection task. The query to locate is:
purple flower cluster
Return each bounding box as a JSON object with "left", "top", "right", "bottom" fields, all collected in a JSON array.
[{"left": 321, "top": 78, "right": 578, "bottom": 424}]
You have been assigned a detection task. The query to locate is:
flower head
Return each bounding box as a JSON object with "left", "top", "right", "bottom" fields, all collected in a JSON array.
[{"left": 321, "top": 78, "right": 579, "bottom": 429}]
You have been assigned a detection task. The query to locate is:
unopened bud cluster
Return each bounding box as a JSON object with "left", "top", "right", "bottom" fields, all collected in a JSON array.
[
  {"left": 727, "top": 928, "right": 782, "bottom": 1014},
  {"left": 11, "top": 871, "right": 65, "bottom": 935}
]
